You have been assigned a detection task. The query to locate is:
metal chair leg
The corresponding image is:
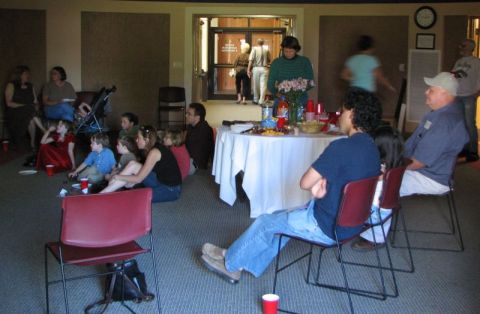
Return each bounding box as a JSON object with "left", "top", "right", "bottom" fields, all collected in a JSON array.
[
  {"left": 59, "top": 260, "right": 70, "bottom": 314},
  {"left": 149, "top": 233, "right": 162, "bottom": 314},
  {"left": 44, "top": 245, "right": 50, "bottom": 314},
  {"left": 391, "top": 194, "right": 464, "bottom": 252},
  {"left": 337, "top": 245, "right": 355, "bottom": 314}
]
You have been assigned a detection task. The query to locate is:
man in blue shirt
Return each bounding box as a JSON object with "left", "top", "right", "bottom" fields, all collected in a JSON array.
[
  {"left": 354, "top": 72, "right": 469, "bottom": 250},
  {"left": 200, "top": 89, "right": 381, "bottom": 283}
]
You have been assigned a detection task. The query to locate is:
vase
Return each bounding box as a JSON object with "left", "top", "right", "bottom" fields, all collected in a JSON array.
[{"left": 288, "top": 101, "right": 297, "bottom": 126}]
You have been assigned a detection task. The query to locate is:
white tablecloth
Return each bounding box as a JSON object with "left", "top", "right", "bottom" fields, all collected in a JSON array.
[{"left": 212, "top": 127, "right": 344, "bottom": 217}]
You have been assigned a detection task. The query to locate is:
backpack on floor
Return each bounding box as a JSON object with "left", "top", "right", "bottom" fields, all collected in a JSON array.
[{"left": 105, "top": 259, "right": 154, "bottom": 303}]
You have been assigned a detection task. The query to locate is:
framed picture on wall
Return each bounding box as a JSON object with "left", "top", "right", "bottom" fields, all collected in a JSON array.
[{"left": 416, "top": 33, "right": 436, "bottom": 49}]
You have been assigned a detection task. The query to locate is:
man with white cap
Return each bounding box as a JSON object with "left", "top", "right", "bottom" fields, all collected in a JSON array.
[
  {"left": 353, "top": 72, "right": 469, "bottom": 251},
  {"left": 452, "top": 39, "right": 480, "bottom": 162}
]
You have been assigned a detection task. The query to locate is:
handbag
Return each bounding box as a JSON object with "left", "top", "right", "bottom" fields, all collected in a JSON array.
[
  {"left": 105, "top": 259, "right": 154, "bottom": 303},
  {"left": 84, "top": 259, "right": 154, "bottom": 313}
]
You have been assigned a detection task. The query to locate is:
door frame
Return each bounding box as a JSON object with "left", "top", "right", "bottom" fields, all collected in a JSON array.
[{"left": 207, "top": 26, "right": 286, "bottom": 100}]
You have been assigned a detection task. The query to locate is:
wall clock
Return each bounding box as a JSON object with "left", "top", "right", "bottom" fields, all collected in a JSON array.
[{"left": 414, "top": 6, "right": 437, "bottom": 29}]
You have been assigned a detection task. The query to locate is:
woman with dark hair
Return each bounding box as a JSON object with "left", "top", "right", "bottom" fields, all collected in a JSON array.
[
  {"left": 42, "top": 66, "right": 77, "bottom": 121},
  {"left": 4, "top": 65, "right": 45, "bottom": 151},
  {"left": 100, "top": 125, "right": 182, "bottom": 203},
  {"left": 352, "top": 125, "right": 404, "bottom": 250},
  {"left": 267, "top": 36, "right": 314, "bottom": 112},
  {"left": 341, "top": 35, "right": 395, "bottom": 93}
]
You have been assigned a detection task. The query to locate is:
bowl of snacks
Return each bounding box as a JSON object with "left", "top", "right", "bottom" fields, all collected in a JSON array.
[{"left": 299, "top": 121, "right": 325, "bottom": 134}]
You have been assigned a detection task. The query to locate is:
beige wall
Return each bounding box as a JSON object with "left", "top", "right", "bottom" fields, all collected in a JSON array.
[{"left": 1, "top": 1, "right": 480, "bottom": 127}]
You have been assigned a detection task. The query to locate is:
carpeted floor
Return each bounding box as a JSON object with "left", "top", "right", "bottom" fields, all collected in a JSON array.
[{"left": 0, "top": 156, "right": 479, "bottom": 314}]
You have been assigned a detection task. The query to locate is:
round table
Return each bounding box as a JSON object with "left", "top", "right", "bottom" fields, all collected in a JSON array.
[{"left": 212, "top": 126, "right": 344, "bottom": 217}]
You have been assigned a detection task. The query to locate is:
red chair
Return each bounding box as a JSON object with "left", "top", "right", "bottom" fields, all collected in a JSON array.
[
  {"left": 44, "top": 188, "right": 161, "bottom": 314},
  {"left": 272, "top": 176, "right": 381, "bottom": 314},
  {"left": 341, "top": 166, "right": 414, "bottom": 301}
]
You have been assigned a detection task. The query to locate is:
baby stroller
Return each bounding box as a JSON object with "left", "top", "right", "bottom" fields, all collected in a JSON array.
[{"left": 75, "top": 86, "right": 116, "bottom": 135}]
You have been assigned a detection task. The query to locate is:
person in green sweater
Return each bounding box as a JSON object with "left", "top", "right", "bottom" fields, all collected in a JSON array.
[{"left": 267, "top": 36, "right": 314, "bottom": 114}]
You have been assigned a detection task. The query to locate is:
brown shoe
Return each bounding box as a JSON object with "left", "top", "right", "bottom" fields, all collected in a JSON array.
[
  {"left": 202, "top": 243, "right": 226, "bottom": 261},
  {"left": 200, "top": 254, "right": 241, "bottom": 284},
  {"left": 351, "top": 238, "right": 385, "bottom": 252}
]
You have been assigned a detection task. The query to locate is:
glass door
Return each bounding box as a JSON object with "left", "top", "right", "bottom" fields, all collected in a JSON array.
[
  {"left": 209, "top": 30, "right": 248, "bottom": 99},
  {"left": 208, "top": 19, "right": 286, "bottom": 99}
]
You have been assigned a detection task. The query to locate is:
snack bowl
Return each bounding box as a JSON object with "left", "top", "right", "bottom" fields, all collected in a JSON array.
[{"left": 299, "top": 121, "right": 325, "bottom": 134}]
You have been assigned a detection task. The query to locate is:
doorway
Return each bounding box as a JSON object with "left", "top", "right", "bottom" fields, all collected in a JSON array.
[{"left": 193, "top": 16, "right": 293, "bottom": 101}]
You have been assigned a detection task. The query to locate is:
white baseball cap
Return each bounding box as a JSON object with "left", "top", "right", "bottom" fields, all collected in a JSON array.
[{"left": 424, "top": 72, "right": 458, "bottom": 96}]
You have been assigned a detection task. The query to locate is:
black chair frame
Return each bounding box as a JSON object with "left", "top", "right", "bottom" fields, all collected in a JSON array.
[{"left": 390, "top": 179, "right": 464, "bottom": 252}]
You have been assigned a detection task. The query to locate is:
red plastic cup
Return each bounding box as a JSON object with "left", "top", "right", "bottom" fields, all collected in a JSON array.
[
  {"left": 276, "top": 117, "right": 285, "bottom": 129},
  {"left": 80, "top": 178, "right": 89, "bottom": 190},
  {"left": 46, "top": 164, "right": 54, "bottom": 176},
  {"left": 306, "top": 99, "right": 315, "bottom": 113},
  {"left": 2, "top": 140, "right": 9, "bottom": 152},
  {"left": 262, "top": 294, "right": 279, "bottom": 314}
]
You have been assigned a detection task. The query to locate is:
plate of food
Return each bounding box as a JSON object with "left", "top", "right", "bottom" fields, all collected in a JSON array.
[{"left": 18, "top": 170, "right": 38, "bottom": 175}]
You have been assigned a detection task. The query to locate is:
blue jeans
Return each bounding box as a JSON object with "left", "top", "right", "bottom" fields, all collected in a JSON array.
[
  {"left": 458, "top": 95, "right": 478, "bottom": 155},
  {"left": 44, "top": 102, "right": 75, "bottom": 122},
  {"left": 225, "top": 200, "right": 335, "bottom": 277},
  {"left": 142, "top": 172, "right": 181, "bottom": 203}
]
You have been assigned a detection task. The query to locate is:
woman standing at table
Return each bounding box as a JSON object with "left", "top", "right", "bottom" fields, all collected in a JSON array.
[
  {"left": 100, "top": 125, "right": 182, "bottom": 203},
  {"left": 42, "top": 66, "right": 77, "bottom": 122},
  {"left": 267, "top": 36, "right": 314, "bottom": 113}
]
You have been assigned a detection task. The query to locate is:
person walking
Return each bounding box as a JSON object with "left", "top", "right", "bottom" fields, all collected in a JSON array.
[{"left": 248, "top": 38, "right": 270, "bottom": 105}]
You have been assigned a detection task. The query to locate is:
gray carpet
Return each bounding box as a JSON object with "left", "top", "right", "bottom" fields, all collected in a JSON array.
[{"left": 1, "top": 157, "right": 479, "bottom": 314}]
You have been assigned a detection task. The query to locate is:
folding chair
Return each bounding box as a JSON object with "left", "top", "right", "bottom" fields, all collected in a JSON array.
[
  {"left": 158, "top": 86, "right": 186, "bottom": 130},
  {"left": 272, "top": 176, "right": 382, "bottom": 314},
  {"left": 341, "top": 166, "right": 413, "bottom": 301},
  {"left": 44, "top": 188, "right": 161, "bottom": 314},
  {"left": 75, "top": 86, "right": 116, "bottom": 135},
  {"left": 391, "top": 164, "right": 464, "bottom": 252}
]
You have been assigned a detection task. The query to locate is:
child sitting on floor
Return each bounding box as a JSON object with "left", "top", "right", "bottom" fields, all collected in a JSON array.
[
  {"left": 68, "top": 132, "right": 115, "bottom": 184},
  {"left": 119, "top": 112, "right": 139, "bottom": 139},
  {"left": 36, "top": 120, "right": 76, "bottom": 172},
  {"left": 163, "top": 129, "right": 196, "bottom": 180},
  {"left": 105, "top": 136, "right": 138, "bottom": 181}
]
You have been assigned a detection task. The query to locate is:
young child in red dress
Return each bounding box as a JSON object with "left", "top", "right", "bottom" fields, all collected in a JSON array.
[
  {"left": 163, "top": 129, "right": 195, "bottom": 180},
  {"left": 36, "top": 120, "right": 76, "bottom": 172}
]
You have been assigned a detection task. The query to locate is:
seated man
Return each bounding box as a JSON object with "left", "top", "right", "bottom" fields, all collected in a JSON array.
[
  {"left": 354, "top": 72, "right": 469, "bottom": 250},
  {"left": 200, "top": 89, "right": 382, "bottom": 283},
  {"left": 185, "top": 103, "right": 214, "bottom": 169}
]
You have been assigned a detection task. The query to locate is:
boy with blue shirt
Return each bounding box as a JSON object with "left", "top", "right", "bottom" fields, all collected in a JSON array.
[
  {"left": 200, "top": 89, "right": 382, "bottom": 283},
  {"left": 68, "top": 133, "right": 116, "bottom": 184}
]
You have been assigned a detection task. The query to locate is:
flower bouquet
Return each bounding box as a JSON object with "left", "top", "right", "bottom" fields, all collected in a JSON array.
[{"left": 276, "top": 77, "right": 315, "bottom": 125}]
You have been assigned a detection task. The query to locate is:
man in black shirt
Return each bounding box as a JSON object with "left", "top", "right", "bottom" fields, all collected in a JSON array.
[{"left": 185, "top": 103, "right": 214, "bottom": 169}]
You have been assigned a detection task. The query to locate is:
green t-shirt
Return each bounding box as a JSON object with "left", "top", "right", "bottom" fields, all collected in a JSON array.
[{"left": 119, "top": 125, "right": 139, "bottom": 139}]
